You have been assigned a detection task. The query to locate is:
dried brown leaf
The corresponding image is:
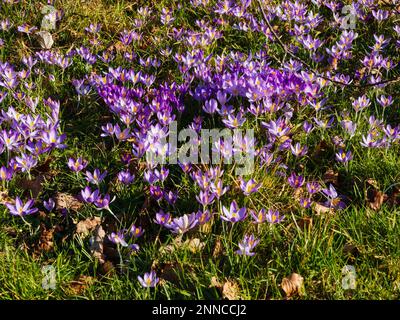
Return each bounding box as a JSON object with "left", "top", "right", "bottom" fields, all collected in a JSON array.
[
  {"left": 68, "top": 275, "right": 94, "bottom": 295},
  {"left": 55, "top": 192, "right": 83, "bottom": 211},
  {"left": 18, "top": 174, "right": 45, "bottom": 198},
  {"left": 365, "top": 179, "right": 388, "bottom": 211},
  {"left": 75, "top": 217, "right": 101, "bottom": 236},
  {"left": 38, "top": 223, "right": 54, "bottom": 252},
  {"left": 297, "top": 217, "right": 313, "bottom": 230},
  {"left": 222, "top": 280, "right": 241, "bottom": 300},
  {"left": 184, "top": 238, "right": 205, "bottom": 253},
  {"left": 210, "top": 276, "right": 222, "bottom": 288},
  {"left": 323, "top": 169, "right": 339, "bottom": 185},
  {"left": 313, "top": 202, "right": 334, "bottom": 215},
  {"left": 343, "top": 243, "right": 359, "bottom": 257},
  {"left": 281, "top": 273, "right": 304, "bottom": 297},
  {"left": 0, "top": 191, "right": 13, "bottom": 205},
  {"left": 212, "top": 237, "right": 224, "bottom": 258}
]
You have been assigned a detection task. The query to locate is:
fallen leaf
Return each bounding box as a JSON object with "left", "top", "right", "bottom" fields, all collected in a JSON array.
[
  {"left": 35, "top": 31, "right": 54, "bottom": 49},
  {"left": 343, "top": 243, "right": 359, "bottom": 257},
  {"left": 68, "top": 275, "right": 94, "bottom": 295},
  {"left": 37, "top": 223, "right": 54, "bottom": 252},
  {"left": 0, "top": 190, "right": 13, "bottom": 205},
  {"left": 313, "top": 202, "right": 334, "bottom": 215},
  {"left": 55, "top": 192, "right": 83, "bottom": 212},
  {"left": 222, "top": 280, "right": 241, "bottom": 300},
  {"left": 365, "top": 179, "right": 388, "bottom": 211},
  {"left": 212, "top": 237, "right": 224, "bottom": 258},
  {"left": 387, "top": 186, "right": 400, "bottom": 206},
  {"left": 17, "top": 174, "right": 45, "bottom": 198},
  {"left": 99, "top": 261, "right": 115, "bottom": 276},
  {"left": 159, "top": 263, "right": 182, "bottom": 284},
  {"left": 281, "top": 273, "right": 304, "bottom": 298},
  {"left": 297, "top": 217, "right": 313, "bottom": 230},
  {"left": 184, "top": 238, "right": 205, "bottom": 253},
  {"left": 75, "top": 217, "right": 101, "bottom": 236},
  {"left": 293, "top": 188, "right": 304, "bottom": 202},
  {"left": 323, "top": 169, "right": 339, "bottom": 185},
  {"left": 210, "top": 276, "right": 222, "bottom": 288}
]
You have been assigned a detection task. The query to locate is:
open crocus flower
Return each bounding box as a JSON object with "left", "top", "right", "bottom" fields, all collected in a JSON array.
[
  {"left": 154, "top": 210, "right": 171, "bottom": 226},
  {"left": 288, "top": 172, "right": 305, "bottom": 189},
  {"left": 221, "top": 200, "right": 247, "bottom": 223},
  {"left": 166, "top": 212, "right": 198, "bottom": 234},
  {"left": 335, "top": 149, "right": 353, "bottom": 163},
  {"left": 266, "top": 209, "right": 285, "bottom": 224},
  {"left": 130, "top": 225, "right": 144, "bottom": 238},
  {"left": 85, "top": 169, "right": 107, "bottom": 185},
  {"left": 138, "top": 270, "right": 159, "bottom": 288},
  {"left": 68, "top": 157, "right": 88, "bottom": 172},
  {"left": 239, "top": 178, "right": 261, "bottom": 195},
  {"left": 108, "top": 231, "right": 128, "bottom": 247},
  {"left": 6, "top": 197, "right": 38, "bottom": 216},
  {"left": 322, "top": 184, "right": 346, "bottom": 210},
  {"left": 80, "top": 186, "right": 100, "bottom": 203},
  {"left": 235, "top": 234, "right": 260, "bottom": 256}
]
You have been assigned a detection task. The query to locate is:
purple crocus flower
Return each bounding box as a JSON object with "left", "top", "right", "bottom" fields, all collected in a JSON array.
[
  {"left": 0, "top": 166, "right": 13, "bottom": 181},
  {"left": 68, "top": 157, "right": 88, "bottom": 172},
  {"left": 149, "top": 185, "right": 163, "bottom": 201},
  {"left": 210, "top": 180, "right": 229, "bottom": 199},
  {"left": 196, "top": 190, "right": 215, "bottom": 206},
  {"left": 322, "top": 185, "right": 346, "bottom": 210},
  {"left": 138, "top": 270, "right": 159, "bottom": 288},
  {"left": 288, "top": 172, "right": 305, "bottom": 189},
  {"left": 306, "top": 182, "right": 320, "bottom": 194},
  {"left": 154, "top": 210, "right": 171, "bottom": 226},
  {"left": 195, "top": 209, "right": 212, "bottom": 225},
  {"left": 335, "top": 149, "right": 353, "bottom": 163},
  {"left": 15, "top": 153, "right": 38, "bottom": 173},
  {"left": 130, "top": 225, "right": 144, "bottom": 238},
  {"left": 299, "top": 198, "right": 312, "bottom": 209},
  {"left": 166, "top": 212, "right": 198, "bottom": 234},
  {"left": 117, "top": 170, "right": 135, "bottom": 184},
  {"left": 235, "top": 234, "right": 260, "bottom": 256},
  {"left": 80, "top": 186, "right": 100, "bottom": 203},
  {"left": 203, "top": 98, "right": 219, "bottom": 114},
  {"left": 266, "top": 209, "right": 285, "bottom": 224},
  {"left": 360, "top": 133, "right": 379, "bottom": 148},
  {"left": 94, "top": 193, "right": 111, "bottom": 209},
  {"left": 108, "top": 231, "right": 128, "bottom": 247},
  {"left": 250, "top": 208, "right": 267, "bottom": 224},
  {"left": 6, "top": 197, "right": 38, "bottom": 216},
  {"left": 43, "top": 198, "right": 55, "bottom": 212},
  {"left": 17, "top": 24, "right": 38, "bottom": 34},
  {"left": 164, "top": 190, "right": 178, "bottom": 205},
  {"left": 221, "top": 201, "right": 247, "bottom": 223},
  {"left": 41, "top": 127, "right": 67, "bottom": 149},
  {"left": 239, "top": 178, "right": 261, "bottom": 195},
  {"left": 290, "top": 142, "right": 308, "bottom": 157},
  {"left": 85, "top": 169, "right": 107, "bottom": 185}
]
